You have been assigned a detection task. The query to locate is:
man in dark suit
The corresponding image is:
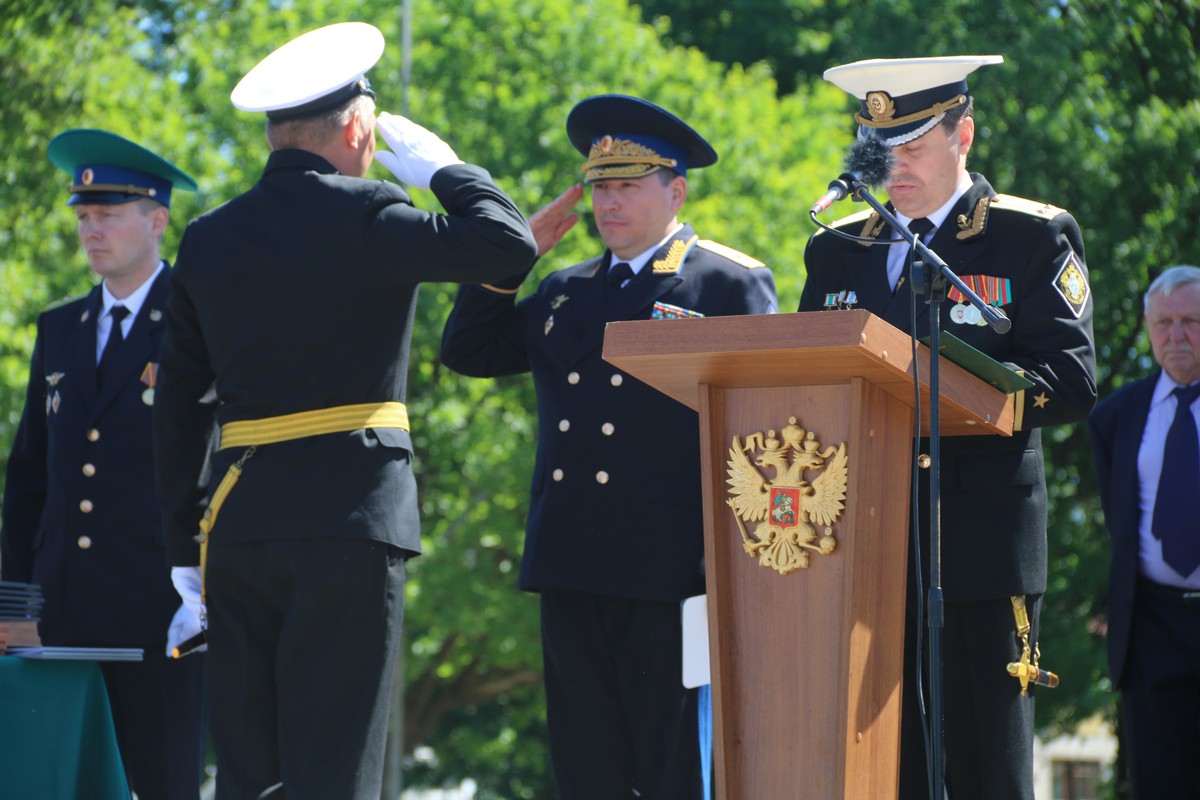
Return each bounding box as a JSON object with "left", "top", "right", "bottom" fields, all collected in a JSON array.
[
  {"left": 441, "top": 94, "right": 777, "bottom": 800},
  {"left": 151, "top": 22, "right": 536, "bottom": 800},
  {"left": 799, "top": 57, "right": 1096, "bottom": 799},
  {"left": 1, "top": 128, "right": 206, "bottom": 799},
  {"left": 1089, "top": 265, "right": 1200, "bottom": 798}
]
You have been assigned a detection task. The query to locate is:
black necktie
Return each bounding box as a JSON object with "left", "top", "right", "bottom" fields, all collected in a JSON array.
[
  {"left": 1153, "top": 383, "right": 1200, "bottom": 577},
  {"left": 606, "top": 262, "right": 633, "bottom": 298},
  {"left": 97, "top": 305, "right": 130, "bottom": 388},
  {"left": 907, "top": 217, "right": 934, "bottom": 245}
]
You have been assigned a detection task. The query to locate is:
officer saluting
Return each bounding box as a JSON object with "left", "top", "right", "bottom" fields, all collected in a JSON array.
[
  {"left": 1, "top": 129, "right": 205, "bottom": 799},
  {"left": 152, "top": 22, "right": 536, "bottom": 800},
  {"left": 442, "top": 95, "right": 777, "bottom": 799}
]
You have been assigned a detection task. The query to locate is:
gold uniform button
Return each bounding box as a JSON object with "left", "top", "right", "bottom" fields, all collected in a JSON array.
[
  {"left": 567, "top": 372, "right": 580, "bottom": 385},
  {"left": 610, "top": 374, "right": 623, "bottom": 386},
  {"left": 82, "top": 463, "right": 97, "bottom": 477},
  {"left": 79, "top": 499, "right": 94, "bottom": 513},
  {"left": 77, "top": 536, "right": 93, "bottom": 549},
  {"left": 601, "top": 423, "right": 615, "bottom": 436},
  {"left": 596, "top": 470, "right": 609, "bottom": 484},
  {"left": 552, "top": 469, "right": 564, "bottom": 482},
  {"left": 559, "top": 419, "right": 571, "bottom": 432},
  {"left": 87, "top": 428, "right": 101, "bottom": 442}
]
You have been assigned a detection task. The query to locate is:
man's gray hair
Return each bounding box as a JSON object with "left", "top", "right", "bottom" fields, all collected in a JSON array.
[
  {"left": 1145, "top": 265, "right": 1200, "bottom": 313},
  {"left": 266, "top": 94, "right": 375, "bottom": 152}
]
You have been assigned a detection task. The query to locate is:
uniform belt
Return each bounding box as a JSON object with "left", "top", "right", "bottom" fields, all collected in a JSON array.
[
  {"left": 198, "top": 401, "right": 411, "bottom": 608},
  {"left": 1139, "top": 578, "right": 1200, "bottom": 606},
  {"left": 219, "top": 401, "right": 410, "bottom": 450}
]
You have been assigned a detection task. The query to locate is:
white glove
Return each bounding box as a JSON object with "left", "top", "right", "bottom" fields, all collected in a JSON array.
[
  {"left": 171, "top": 566, "right": 205, "bottom": 628},
  {"left": 165, "top": 603, "right": 207, "bottom": 657},
  {"left": 375, "top": 111, "right": 462, "bottom": 190}
]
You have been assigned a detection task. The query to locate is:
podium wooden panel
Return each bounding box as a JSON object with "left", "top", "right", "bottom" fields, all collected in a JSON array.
[{"left": 602, "top": 310, "right": 1011, "bottom": 800}]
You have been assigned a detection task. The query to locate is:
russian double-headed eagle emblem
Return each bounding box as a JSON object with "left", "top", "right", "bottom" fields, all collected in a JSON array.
[{"left": 726, "top": 416, "right": 849, "bottom": 576}]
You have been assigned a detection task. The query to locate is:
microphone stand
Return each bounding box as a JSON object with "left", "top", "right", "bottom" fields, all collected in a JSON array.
[{"left": 842, "top": 180, "right": 1009, "bottom": 800}]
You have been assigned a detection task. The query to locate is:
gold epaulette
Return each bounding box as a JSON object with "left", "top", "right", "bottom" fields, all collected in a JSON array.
[
  {"left": 990, "top": 194, "right": 1067, "bottom": 220},
  {"left": 697, "top": 239, "right": 765, "bottom": 269}
]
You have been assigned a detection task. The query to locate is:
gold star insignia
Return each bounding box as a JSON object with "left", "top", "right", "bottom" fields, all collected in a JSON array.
[{"left": 1032, "top": 393, "right": 1049, "bottom": 409}]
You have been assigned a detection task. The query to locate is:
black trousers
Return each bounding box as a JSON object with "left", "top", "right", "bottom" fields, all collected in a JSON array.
[
  {"left": 98, "top": 652, "right": 206, "bottom": 800},
  {"left": 1122, "top": 580, "right": 1200, "bottom": 799},
  {"left": 898, "top": 593, "right": 1040, "bottom": 800},
  {"left": 540, "top": 589, "right": 703, "bottom": 800},
  {"left": 205, "top": 538, "right": 406, "bottom": 800}
]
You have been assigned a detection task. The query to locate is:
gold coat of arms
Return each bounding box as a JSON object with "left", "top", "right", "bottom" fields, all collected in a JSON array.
[{"left": 726, "top": 416, "right": 849, "bottom": 575}]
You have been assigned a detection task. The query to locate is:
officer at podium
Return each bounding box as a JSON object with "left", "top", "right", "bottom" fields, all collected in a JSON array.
[{"left": 799, "top": 57, "right": 1096, "bottom": 799}]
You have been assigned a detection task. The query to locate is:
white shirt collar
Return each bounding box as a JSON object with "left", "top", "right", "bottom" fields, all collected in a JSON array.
[
  {"left": 101, "top": 261, "right": 165, "bottom": 320},
  {"left": 1153, "top": 370, "right": 1200, "bottom": 408}
]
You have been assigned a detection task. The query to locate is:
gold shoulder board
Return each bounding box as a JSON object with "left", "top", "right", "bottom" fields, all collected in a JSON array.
[
  {"left": 991, "top": 194, "right": 1066, "bottom": 220},
  {"left": 697, "top": 239, "right": 766, "bottom": 269}
]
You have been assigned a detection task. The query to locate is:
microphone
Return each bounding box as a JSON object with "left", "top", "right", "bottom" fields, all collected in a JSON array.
[{"left": 810, "top": 132, "right": 894, "bottom": 215}]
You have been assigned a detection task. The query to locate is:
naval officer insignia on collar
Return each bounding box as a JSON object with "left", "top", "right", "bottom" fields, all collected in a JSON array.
[
  {"left": 1053, "top": 251, "right": 1089, "bottom": 318},
  {"left": 956, "top": 196, "right": 991, "bottom": 240},
  {"left": 652, "top": 235, "right": 699, "bottom": 274}
]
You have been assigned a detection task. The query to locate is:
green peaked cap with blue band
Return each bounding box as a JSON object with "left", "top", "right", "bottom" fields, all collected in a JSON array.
[{"left": 48, "top": 128, "right": 198, "bottom": 208}]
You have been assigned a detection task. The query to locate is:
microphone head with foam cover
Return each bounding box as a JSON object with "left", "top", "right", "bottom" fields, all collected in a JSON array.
[{"left": 845, "top": 131, "right": 894, "bottom": 187}]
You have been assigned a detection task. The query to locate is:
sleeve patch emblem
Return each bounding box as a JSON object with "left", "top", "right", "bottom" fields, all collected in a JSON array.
[{"left": 1053, "top": 251, "right": 1089, "bottom": 319}]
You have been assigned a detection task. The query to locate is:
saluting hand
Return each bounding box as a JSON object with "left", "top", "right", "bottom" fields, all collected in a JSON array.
[
  {"left": 375, "top": 112, "right": 463, "bottom": 190},
  {"left": 529, "top": 183, "right": 584, "bottom": 257}
]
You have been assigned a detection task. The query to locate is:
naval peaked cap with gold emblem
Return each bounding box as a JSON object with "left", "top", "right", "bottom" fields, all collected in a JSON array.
[
  {"left": 824, "top": 55, "right": 1003, "bottom": 147},
  {"left": 567, "top": 94, "right": 717, "bottom": 183}
]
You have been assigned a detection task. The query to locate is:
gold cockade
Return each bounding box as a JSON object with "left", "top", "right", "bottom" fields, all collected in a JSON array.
[{"left": 726, "top": 416, "right": 848, "bottom": 576}]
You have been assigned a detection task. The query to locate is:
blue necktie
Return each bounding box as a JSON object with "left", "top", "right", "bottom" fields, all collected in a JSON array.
[{"left": 1153, "top": 383, "right": 1200, "bottom": 577}]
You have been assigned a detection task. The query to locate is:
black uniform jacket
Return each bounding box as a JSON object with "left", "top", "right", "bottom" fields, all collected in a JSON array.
[
  {"left": 799, "top": 173, "right": 1096, "bottom": 601},
  {"left": 1088, "top": 372, "right": 1158, "bottom": 688},
  {"left": 2, "top": 269, "right": 181, "bottom": 645},
  {"left": 441, "top": 224, "right": 778, "bottom": 602},
  {"left": 153, "top": 151, "right": 536, "bottom": 566}
]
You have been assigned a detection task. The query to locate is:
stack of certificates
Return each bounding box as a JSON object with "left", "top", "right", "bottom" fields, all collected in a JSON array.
[
  {"left": 0, "top": 581, "right": 44, "bottom": 652},
  {"left": 6, "top": 647, "right": 143, "bottom": 661},
  {"left": 0, "top": 582, "right": 141, "bottom": 660}
]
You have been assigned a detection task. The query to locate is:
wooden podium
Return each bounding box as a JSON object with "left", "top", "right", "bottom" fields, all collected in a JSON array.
[{"left": 602, "top": 310, "right": 1012, "bottom": 800}]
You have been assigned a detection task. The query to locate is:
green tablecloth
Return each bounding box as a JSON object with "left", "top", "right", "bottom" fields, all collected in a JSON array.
[{"left": 0, "top": 657, "right": 130, "bottom": 799}]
